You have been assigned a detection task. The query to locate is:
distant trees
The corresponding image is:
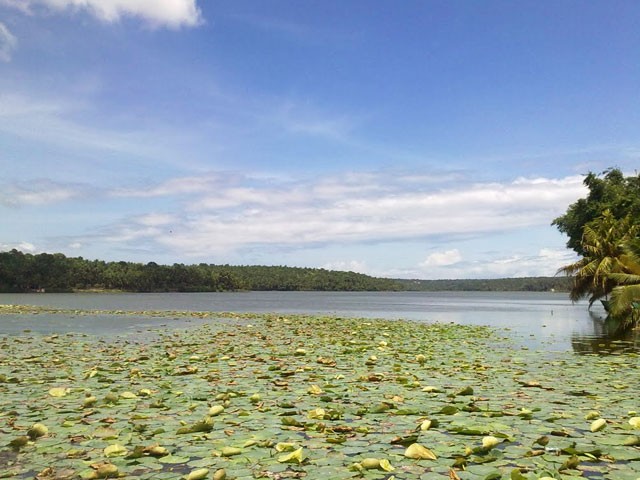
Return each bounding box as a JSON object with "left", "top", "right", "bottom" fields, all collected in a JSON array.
[
  {"left": 0, "top": 251, "right": 401, "bottom": 293},
  {"left": 0, "top": 250, "right": 575, "bottom": 294},
  {"left": 395, "top": 277, "right": 571, "bottom": 292},
  {"left": 554, "top": 169, "right": 640, "bottom": 331}
]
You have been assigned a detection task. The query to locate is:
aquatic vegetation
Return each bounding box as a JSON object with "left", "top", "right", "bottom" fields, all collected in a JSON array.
[{"left": 0, "top": 310, "right": 639, "bottom": 479}]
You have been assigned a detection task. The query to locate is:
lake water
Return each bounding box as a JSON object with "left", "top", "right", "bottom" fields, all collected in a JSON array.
[{"left": 0, "top": 291, "right": 637, "bottom": 354}]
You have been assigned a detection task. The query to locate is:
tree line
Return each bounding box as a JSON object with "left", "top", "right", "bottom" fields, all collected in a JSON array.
[
  {"left": 396, "top": 277, "right": 571, "bottom": 292},
  {"left": 554, "top": 168, "right": 640, "bottom": 332},
  {"left": 0, "top": 249, "right": 575, "bottom": 294},
  {"left": 0, "top": 251, "right": 403, "bottom": 293}
]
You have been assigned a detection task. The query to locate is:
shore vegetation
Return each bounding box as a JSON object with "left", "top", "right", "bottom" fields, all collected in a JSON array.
[{"left": 554, "top": 168, "right": 640, "bottom": 331}]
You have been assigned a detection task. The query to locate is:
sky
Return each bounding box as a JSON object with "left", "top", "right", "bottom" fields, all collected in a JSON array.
[{"left": 0, "top": 0, "right": 639, "bottom": 279}]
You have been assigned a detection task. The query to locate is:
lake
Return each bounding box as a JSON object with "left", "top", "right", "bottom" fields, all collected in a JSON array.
[{"left": 0, "top": 291, "right": 637, "bottom": 354}]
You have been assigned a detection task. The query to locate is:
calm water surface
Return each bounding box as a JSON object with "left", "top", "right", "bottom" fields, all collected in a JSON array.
[{"left": 0, "top": 291, "right": 637, "bottom": 354}]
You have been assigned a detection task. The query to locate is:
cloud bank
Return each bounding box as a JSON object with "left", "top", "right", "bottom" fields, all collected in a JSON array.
[
  {"left": 0, "top": 171, "right": 586, "bottom": 278},
  {"left": 99, "top": 172, "right": 586, "bottom": 257},
  {"left": 2, "top": 0, "right": 202, "bottom": 28}
]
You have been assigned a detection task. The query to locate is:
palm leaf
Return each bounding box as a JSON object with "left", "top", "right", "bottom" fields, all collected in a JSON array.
[{"left": 609, "top": 284, "right": 640, "bottom": 320}]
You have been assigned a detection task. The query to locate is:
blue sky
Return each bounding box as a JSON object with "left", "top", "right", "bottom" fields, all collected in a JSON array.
[{"left": 1, "top": 0, "right": 639, "bottom": 279}]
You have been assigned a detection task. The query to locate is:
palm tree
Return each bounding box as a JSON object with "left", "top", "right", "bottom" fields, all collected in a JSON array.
[
  {"left": 557, "top": 211, "right": 639, "bottom": 308},
  {"left": 608, "top": 238, "right": 640, "bottom": 330}
]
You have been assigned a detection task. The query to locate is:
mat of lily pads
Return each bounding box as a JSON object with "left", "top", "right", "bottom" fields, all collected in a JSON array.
[{"left": 1, "top": 310, "right": 639, "bottom": 480}]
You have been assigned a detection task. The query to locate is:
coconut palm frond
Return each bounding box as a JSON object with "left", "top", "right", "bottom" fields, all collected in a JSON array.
[
  {"left": 568, "top": 275, "right": 593, "bottom": 302},
  {"left": 608, "top": 272, "right": 640, "bottom": 286},
  {"left": 557, "top": 212, "right": 639, "bottom": 314},
  {"left": 609, "top": 284, "right": 640, "bottom": 318},
  {"left": 556, "top": 258, "right": 588, "bottom": 276}
]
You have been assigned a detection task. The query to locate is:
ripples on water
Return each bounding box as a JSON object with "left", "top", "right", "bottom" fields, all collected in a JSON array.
[{"left": 0, "top": 291, "right": 637, "bottom": 354}]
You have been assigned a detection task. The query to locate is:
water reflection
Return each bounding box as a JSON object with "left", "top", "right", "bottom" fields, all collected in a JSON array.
[{"left": 570, "top": 311, "right": 640, "bottom": 355}]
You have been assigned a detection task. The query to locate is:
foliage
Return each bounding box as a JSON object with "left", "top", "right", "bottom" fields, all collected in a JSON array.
[
  {"left": 554, "top": 169, "right": 640, "bottom": 330},
  {"left": 607, "top": 238, "right": 640, "bottom": 329},
  {"left": 0, "top": 250, "right": 402, "bottom": 293},
  {"left": 557, "top": 211, "right": 639, "bottom": 306},
  {"left": 552, "top": 168, "right": 640, "bottom": 256}
]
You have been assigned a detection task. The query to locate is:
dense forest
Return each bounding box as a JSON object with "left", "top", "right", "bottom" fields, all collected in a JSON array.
[
  {"left": 0, "top": 250, "right": 402, "bottom": 292},
  {"left": 0, "top": 250, "right": 569, "bottom": 293}
]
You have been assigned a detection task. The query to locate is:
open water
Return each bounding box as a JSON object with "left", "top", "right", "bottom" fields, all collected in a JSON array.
[{"left": 0, "top": 291, "right": 637, "bottom": 354}]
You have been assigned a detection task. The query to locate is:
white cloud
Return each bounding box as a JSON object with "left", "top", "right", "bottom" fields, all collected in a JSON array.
[
  {"left": 0, "top": 22, "right": 17, "bottom": 62},
  {"left": 0, "top": 180, "right": 86, "bottom": 207},
  {"left": 468, "top": 248, "right": 579, "bottom": 278},
  {"left": 322, "top": 260, "right": 368, "bottom": 274},
  {"left": 91, "top": 172, "right": 587, "bottom": 258},
  {"left": 112, "top": 174, "right": 228, "bottom": 198},
  {"left": 0, "top": 241, "right": 37, "bottom": 253},
  {"left": 421, "top": 249, "right": 462, "bottom": 267},
  {"left": 409, "top": 247, "right": 579, "bottom": 280},
  {"left": 3, "top": 0, "right": 202, "bottom": 28}
]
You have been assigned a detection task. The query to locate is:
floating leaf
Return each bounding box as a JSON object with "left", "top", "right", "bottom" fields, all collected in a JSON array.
[
  {"left": 220, "top": 446, "right": 242, "bottom": 457},
  {"left": 278, "top": 447, "right": 305, "bottom": 464},
  {"left": 8, "top": 436, "right": 29, "bottom": 450},
  {"left": 360, "top": 458, "right": 381, "bottom": 470},
  {"left": 212, "top": 469, "right": 226, "bottom": 480},
  {"left": 104, "top": 444, "right": 128, "bottom": 457},
  {"left": 146, "top": 446, "right": 170, "bottom": 457},
  {"left": 439, "top": 405, "right": 459, "bottom": 415},
  {"left": 158, "top": 455, "right": 191, "bottom": 464},
  {"left": 249, "top": 393, "right": 261, "bottom": 403},
  {"left": 356, "top": 457, "right": 394, "bottom": 471},
  {"left": 307, "top": 408, "right": 326, "bottom": 419},
  {"left": 455, "top": 386, "right": 474, "bottom": 396},
  {"left": 482, "top": 436, "right": 501, "bottom": 449},
  {"left": 590, "top": 418, "right": 607, "bottom": 432},
  {"left": 404, "top": 443, "right": 437, "bottom": 460},
  {"left": 48, "top": 387, "right": 69, "bottom": 397},
  {"left": 560, "top": 455, "right": 580, "bottom": 471},
  {"left": 629, "top": 417, "right": 640, "bottom": 429},
  {"left": 623, "top": 435, "right": 640, "bottom": 446},
  {"left": 275, "top": 442, "right": 296, "bottom": 452},
  {"left": 308, "top": 384, "right": 323, "bottom": 395},
  {"left": 208, "top": 405, "right": 224, "bottom": 416},
  {"left": 186, "top": 468, "right": 209, "bottom": 480},
  {"left": 422, "top": 385, "right": 442, "bottom": 393},
  {"left": 27, "top": 423, "right": 48, "bottom": 440},
  {"left": 91, "top": 463, "right": 119, "bottom": 479},
  {"left": 177, "top": 417, "right": 214, "bottom": 434}
]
